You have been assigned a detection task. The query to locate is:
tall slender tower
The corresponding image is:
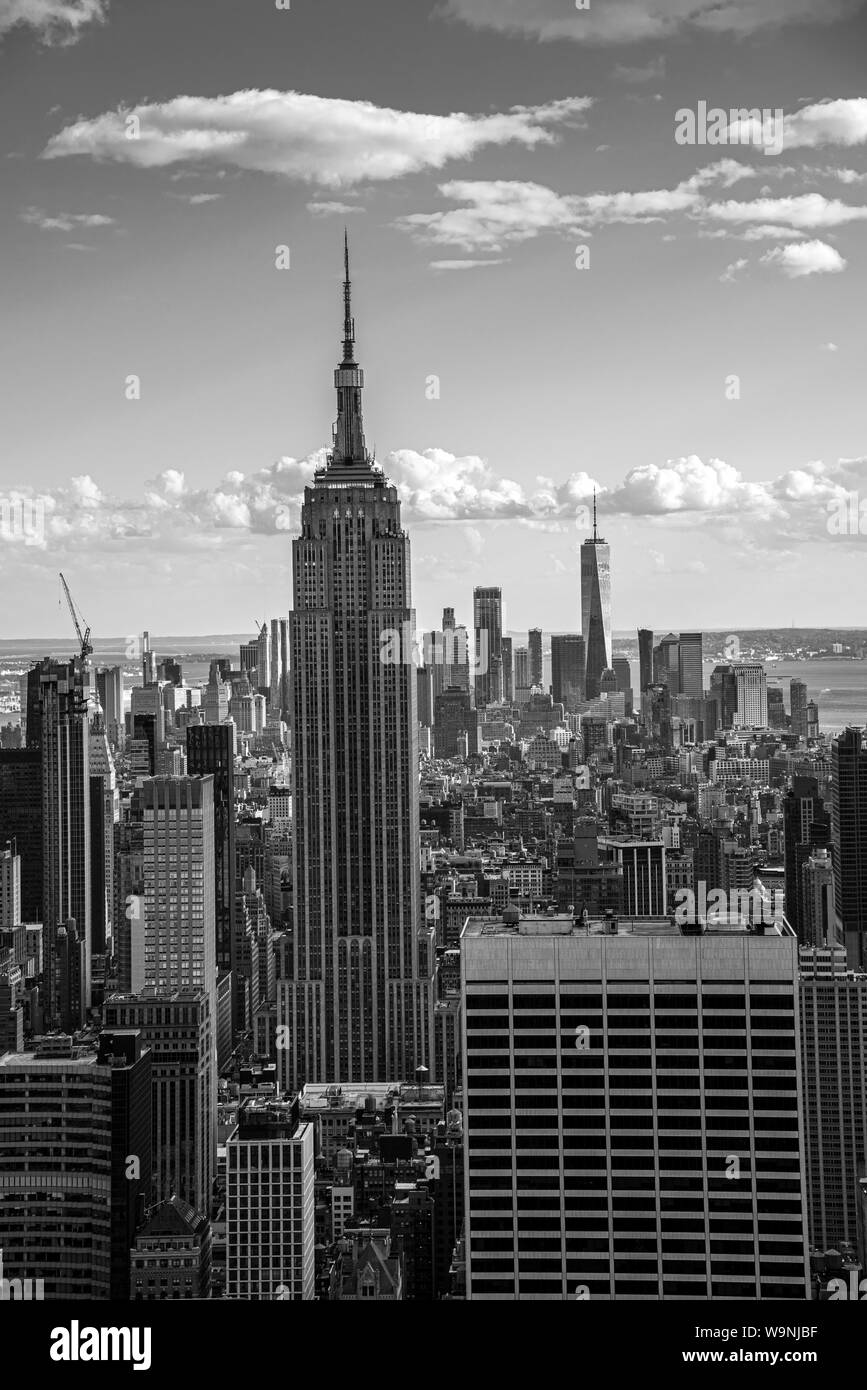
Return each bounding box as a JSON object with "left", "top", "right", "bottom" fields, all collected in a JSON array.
[
  {"left": 284, "top": 237, "right": 434, "bottom": 1085},
  {"left": 581, "top": 492, "right": 612, "bottom": 699},
  {"left": 473, "top": 587, "right": 503, "bottom": 709}
]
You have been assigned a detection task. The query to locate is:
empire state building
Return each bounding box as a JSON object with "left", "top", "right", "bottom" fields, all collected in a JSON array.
[{"left": 281, "top": 237, "right": 435, "bottom": 1085}]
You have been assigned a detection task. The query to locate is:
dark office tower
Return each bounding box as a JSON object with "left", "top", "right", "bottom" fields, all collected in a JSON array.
[
  {"left": 103, "top": 988, "right": 216, "bottom": 1217},
  {"left": 255, "top": 621, "right": 271, "bottom": 698},
  {"left": 783, "top": 777, "right": 831, "bottom": 942},
  {"left": 799, "top": 946, "right": 867, "bottom": 1250},
  {"left": 528, "top": 628, "right": 543, "bottom": 689},
  {"left": 142, "top": 631, "right": 157, "bottom": 687},
  {"left": 801, "top": 849, "right": 834, "bottom": 948},
  {"left": 710, "top": 663, "right": 738, "bottom": 730},
  {"left": 581, "top": 496, "right": 611, "bottom": 700},
  {"left": 97, "top": 1030, "right": 153, "bottom": 1300},
  {"left": 473, "top": 587, "right": 503, "bottom": 708},
  {"left": 434, "top": 687, "right": 477, "bottom": 759},
  {"left": 0, "top": 1036, "right": 150, "bottom": 1300},
  {"left": 115, "top": 796, "right": 145, "bottom": 995},
  {"left": 551, "top": 635, "right": 585, "bottom": 712},
  {"left": 0, "top": 748, "right": 42, "bottom": 922},
  {"left": 677, "top": 632, "right": 703, "bottom": 699},
  {"left": 45, "top": 918, "right": 86, "bottom": 1031},
  {"left": 156, "top": 658, "right": 182, "bottom": 688},
  {"left": 514, "top": 647, "right": 530, "bottom": 695},
  {"left": 186, "top": 726, "right": 236, "bottom": 980},
  {"left": 89, "top": 779, "right": 107, "bottom": 958},
  {"left": 462, "top": 915, "right": 810, "bottom": 1301},
  {"left": 791, "top": 679, "right": 808, "bottom": 739},
  {"left": 96, "top": 665, "right": 124, "bottom": 748},
  {"left": 285, "top": 238, "right": 434, "bottom": 1086},
  {"left": 653, "top": 633, "right": 680, "bottom": 695},
  {"left": 831, "top": 728, "right": 867, "bottom": 970},
  {"left": 240, "top": 636, "right": 259, "bottom": 680},
  {"left": 32, "top": 658, "right": 92, "bottom": 1009},
  {"left": 270, "top": 617, "right": 290, "bottom": 721},
  {"left": 638, "top": 628, "right": 653, "bottom": 694},
  {"left": 416, "top": 664, "right": 434, "bottom": 729},
  {"left": 767, "top": 686, "right": 786, "bottom": 729},
  {"left": 612, "top": 655, "right": 633, "bottom": 715},
  {"left": 501, "top": 636, "right": 514, "bottom": 702}
]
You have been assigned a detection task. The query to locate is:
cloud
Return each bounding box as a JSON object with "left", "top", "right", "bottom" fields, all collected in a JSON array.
[
  {"left": 0, "top": 0, "right": 108, "bottom": 42},
  {"left": 613, "top": 56, "right": 666, "bottom": 83},
  {"left": 820, "top": 341, "right": 839, "bottom": 351},
  {"left": 42, "top": 90, "right": 593, "bottom": 190},
  {"left": 759, "top": 239, "right": 847, "bottom": 277},
  {"left": 440, "top": 0, "right": 865, "bottom": 43},
  {"left": 21, "top": 205, "right": 114, "bottom": 230},
  {"left": 720, "top": 257, "right": 748, "bottom": 282},
  {"left": 397, "top": 160, "right": 867, "bottom": 253},
  {"left": 171, "top": 192, "right": 222, "bottom": 205},
  {"left": 782, "top": 98, "right": 867, "bottom": 150},
  {"left": 703, "top": 192, "right": 867, "bottom": 230},
  {"left": 8, "top": 451, "right": 867, "bottom": 562},
  {"left": 306, "top": 201, "right": 366, "bottom": 217},
  {"left": 430, "top": 258, "right": 509, "bottom": 270}
]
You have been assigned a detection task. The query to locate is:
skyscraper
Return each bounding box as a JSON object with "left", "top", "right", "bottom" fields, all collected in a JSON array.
[
  {"left": 514, "top": 647, "right": 530, "bottom": 698},
  {"left": 551, "top": 635, "right": 585, "bottom": 711},
  {"left": 581, "top": 496, "right": 611, "bottom": 700},
  {"left": 96, "top": 666, "right": 124, "bottom": 749},
  {"left": 473, "top": 587, "right": 503, "bottom": 708},
  {"left": 285, "top": 238, "right": 434, "bottom": 1085},
  {"left": 831, "top": 727, "right": 867, "bottom": 971},
  {"left": 270, "top": 617, "right": 290, "bottom": 721},
  {"left": 186, "top": 725, "right": 236, "bottom": 979},
  {"left": 501, "top": 636, "right": 514, "bottom": 702},
  {"left": 461, "top": 911, "right": 809, "bottom": 1300},
  {"left": 677, "top": 632, "right": 703, "bottom": 699},
  {"left": 226, "top": 1097, "right": 315, "bottom": 1301},
  {"left": 790, "top": 679, "right": 808, "bottom": 740},
  {"left": 799, "top": 946, "right": 867, "bottom": 1250},
  {"left": 31, "top": 658, "right": 92, "bottom": 1010},
  {"left": 783, "top": 777, "right": 830, "bottom": 943},
  {"left": 0, "top": 845, "right": 21, "bottom": 927},
  {"left": 734, "top": 663, "right": 769, "bottom": 729},
  {"left": 653, "top": 633, "right": 680, "bottom": 694},
  {"left": 104, "top": 988, "right": 216, "bottom": 1217},
  {"left": 0, "top": 749, "right": 42, "bottom": 923},
  {"left": 0, "top": 1036, "right": 151, "bottom": 1301},
  {"left": 141, "top": 776, "right": 217, "bottom": 1003},
  {"left": 528, "top": 628, "right": 543, "bottom": 689},
  {"left": 637, "top": 629, "right": 653, "bottom": 694}
]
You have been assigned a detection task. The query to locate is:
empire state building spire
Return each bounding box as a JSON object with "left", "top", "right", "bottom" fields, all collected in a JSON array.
[{"left": 330, "top": 232, "right": 370, "bottom": 469}]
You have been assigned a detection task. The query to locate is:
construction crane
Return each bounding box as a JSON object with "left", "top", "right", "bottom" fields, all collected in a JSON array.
[{"left": 59, "top": 572, "right": 93, "bottom": 662}]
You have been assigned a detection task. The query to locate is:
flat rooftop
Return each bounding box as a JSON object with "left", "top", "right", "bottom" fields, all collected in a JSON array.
[
  {"left": 463, "top": 912, "right": 794, "bottom": 940},
  {"left": 299, "top": 1081, "right": 445, "bottom": 1111}
]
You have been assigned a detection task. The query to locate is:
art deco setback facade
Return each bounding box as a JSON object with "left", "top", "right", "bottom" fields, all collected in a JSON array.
[{"left": 462, "top": 914, "right": 810, "bottom": 1301}]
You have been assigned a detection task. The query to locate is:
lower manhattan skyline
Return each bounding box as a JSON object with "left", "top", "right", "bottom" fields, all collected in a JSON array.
[{"left": 2, "top": 0, "right": 867, "bottom": 1349}]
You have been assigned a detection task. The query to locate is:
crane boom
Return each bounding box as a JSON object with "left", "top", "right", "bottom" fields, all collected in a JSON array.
[{"left": 59, "top": 572, "right": 93, "bottom": 661}]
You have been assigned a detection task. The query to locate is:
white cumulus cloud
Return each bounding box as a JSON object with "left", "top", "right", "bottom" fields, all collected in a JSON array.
[
  {"left": 0, "top": 0, "right": 107, "bottom": 41},
  {"left": 759, "top": 239, "right": 847, "bottom": 276},
  {"left": 440, "top": 0, "right": 864, "bottom": 43},
  {"left": 42, "top": 90, "right": 593, "bottom": 190}
]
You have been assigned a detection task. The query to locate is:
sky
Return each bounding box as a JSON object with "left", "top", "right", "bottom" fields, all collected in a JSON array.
[{"left": 1, "top": 0, "right": 866, "bottom": 639}]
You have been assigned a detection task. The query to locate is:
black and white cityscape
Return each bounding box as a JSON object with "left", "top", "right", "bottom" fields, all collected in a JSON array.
[{"left": 2, "top": 0, "right": 867, "bottom": 1355}]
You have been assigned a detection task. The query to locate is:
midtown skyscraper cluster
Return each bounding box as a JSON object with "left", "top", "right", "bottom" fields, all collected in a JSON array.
[{"left": 1, "top": 243, "right": 866, "bottom": 1309}]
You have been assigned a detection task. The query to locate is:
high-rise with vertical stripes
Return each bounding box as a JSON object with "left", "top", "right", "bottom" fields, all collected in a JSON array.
[{"left": 283, "top": 238, "right": 434, "bottom": 1086}]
